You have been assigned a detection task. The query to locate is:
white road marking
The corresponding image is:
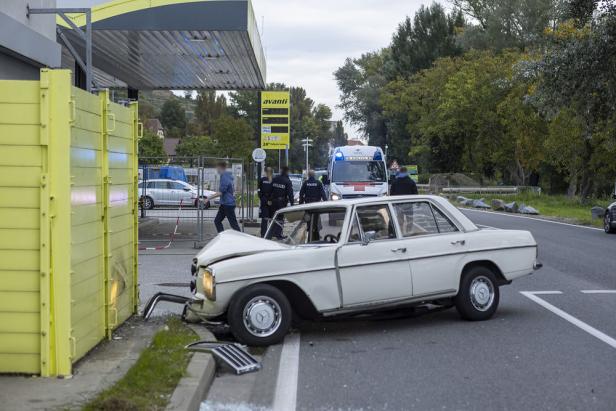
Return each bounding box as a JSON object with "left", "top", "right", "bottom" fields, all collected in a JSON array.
[
  {"left": 462, "top": 208, "right": 604, "bottom": 231},
  {"left": 520, "top": 291, "right": 616, "bottom": 349},
  {"left": 272, "top": 333, "right": 301, "bottom": 411},
  {"left": 580, "top": 290, "right": 616, "bottom": 294}
]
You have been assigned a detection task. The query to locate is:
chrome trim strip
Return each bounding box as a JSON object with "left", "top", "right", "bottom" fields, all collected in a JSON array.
[
  {"left": 321, "top": 289, "right": 457, "bottom": 316},
  {"left": 337, "top": 244, "right": 538, "bottom": 269}
]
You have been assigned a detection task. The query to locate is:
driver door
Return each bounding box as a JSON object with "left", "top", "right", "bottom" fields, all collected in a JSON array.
[{"left": 337, "top": 204, "right": 413, "bottom": 307}]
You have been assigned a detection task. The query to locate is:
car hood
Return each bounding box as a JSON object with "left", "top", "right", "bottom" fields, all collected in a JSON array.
[{"left": 194, "top": 230, "right": 289, "bottom": 267}]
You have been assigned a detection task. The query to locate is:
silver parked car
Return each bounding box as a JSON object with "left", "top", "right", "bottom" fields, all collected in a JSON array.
[{"left": 138, "top": 179, "right": 216, "bottom": 209}]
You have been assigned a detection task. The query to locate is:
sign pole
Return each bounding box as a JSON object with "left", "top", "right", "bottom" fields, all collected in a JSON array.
[{"left": 256, "top": 90, "right": 262, "bottom": 179}]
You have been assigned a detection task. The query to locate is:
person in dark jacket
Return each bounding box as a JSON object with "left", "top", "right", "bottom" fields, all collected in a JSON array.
[
  {"left": 206, "top": 161, "right": 241, "bottom": 232},
  {"left": 258, "top": 167, "right": 274, "bottom": 237},
  {"left": 390, "top": 167, "right": 418, "bottom": 196},
  {"left": 270, "top": 167, "right": 294, "bottom": 238},
  {"left": 299, "top": 170, "right": 327, "bottom": 204}
]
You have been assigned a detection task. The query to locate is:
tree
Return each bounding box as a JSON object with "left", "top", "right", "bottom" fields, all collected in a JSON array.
[
  {"left": 531, "top": 2, "right": 616, "bottom": 196},
  {"left": 138, "top": 130, "right": 166, "bottom": 162},
  {"left": 453, "top": 0, "right": 559, "bottom": 50},
  {"left": 160, "top": 98, "right": 186, "bottom": 138},
  {"left": 331, "top": 121, "right": 347, "bottom": 147},
  {"left": 211, "top": 115, "right": 254, "bottom": 161},
  {"left": 388, "top": 3, "right": 464, "bottom": 79},
  {"left": 335, "top": 51, "right": 389, "bottom": 148},
  {"left": 195, "top": 91, "right": 228, "bottom": 135},
  {"left": 175, "top": 135, "right": 217, "bottom": 157}
]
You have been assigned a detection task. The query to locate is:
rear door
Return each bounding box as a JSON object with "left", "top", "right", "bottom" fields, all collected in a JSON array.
[
  {"left": 391, "top": 200, "right": 467, "bottom": 297},
  {"left": 337, "top": 204, "right": 413, "bottom": 306}
]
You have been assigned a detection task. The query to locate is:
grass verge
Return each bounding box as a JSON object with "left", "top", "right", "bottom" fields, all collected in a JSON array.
[
  {"left": 461, "top": 193, "right": 610, "bottom": 227},
  {"left": 83, "top": 318, "right": 197, "bottom": 411}
]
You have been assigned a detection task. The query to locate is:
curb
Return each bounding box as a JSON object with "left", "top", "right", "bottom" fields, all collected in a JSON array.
[{"left": 166, "top": 325, "right": 217, "bottom": 411}]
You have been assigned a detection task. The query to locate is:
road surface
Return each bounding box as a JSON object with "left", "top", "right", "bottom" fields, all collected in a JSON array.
[{"left": 203, "top": 209, "right": 616, "bottom": 411}]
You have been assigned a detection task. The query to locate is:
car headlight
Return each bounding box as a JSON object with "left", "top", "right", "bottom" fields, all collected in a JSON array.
[
  {"left": 331, "top": 193, "right": 341, "bottom": 201},
  {"left": 202, "top": 268, "right": 216, "bottom": 301}
]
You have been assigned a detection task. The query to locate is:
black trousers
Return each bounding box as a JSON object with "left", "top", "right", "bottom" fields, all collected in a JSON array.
[
  {"left": 214, "top": 205, "right": 241, "bottom": 233},
  {"left": 260, "top": 203, "right": 272, "bottom": 237}
]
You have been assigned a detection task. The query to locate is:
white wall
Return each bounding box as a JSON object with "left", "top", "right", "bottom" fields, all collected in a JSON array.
[{"left": 1, "top": 0, "right": 57, "bottom": 41}]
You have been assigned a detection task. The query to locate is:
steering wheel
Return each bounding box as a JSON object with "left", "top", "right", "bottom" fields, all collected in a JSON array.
[{"left": 323, "top": 234, "right": 338, "bottom": 244}]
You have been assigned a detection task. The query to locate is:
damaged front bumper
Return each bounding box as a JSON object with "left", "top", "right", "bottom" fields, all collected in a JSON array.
[{"left": 142, "top": 291, "right": 225, "bottom": 323}]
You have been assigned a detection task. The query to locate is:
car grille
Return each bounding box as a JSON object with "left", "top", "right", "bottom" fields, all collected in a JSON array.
[{"left": 611, "top": 207, "right": 616, "bottom": 219}]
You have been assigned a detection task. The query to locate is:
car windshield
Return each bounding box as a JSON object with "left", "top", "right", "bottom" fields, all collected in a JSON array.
[
  {"left": 266, "top": 208, "right": 347, "bottom": 245},
  {"left": 332, "top": 161, "right": 386, "bottom": 183}
]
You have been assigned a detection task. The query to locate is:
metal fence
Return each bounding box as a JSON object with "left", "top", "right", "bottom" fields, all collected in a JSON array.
[{"left": 138, "top": 156, "right": 255, "bottom": 248}]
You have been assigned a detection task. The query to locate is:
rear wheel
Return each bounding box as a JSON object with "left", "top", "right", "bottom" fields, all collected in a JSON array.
[
  {"left": 228, "top": 284, "right": 292, "bottom": 346},
  {"left": 454, "top": 266, "right": 499, "bottom": 321},
  {"left": 196, "top": 198, "right": 210, "bottom": 210},
  {"left": 605, "top": 211, "right": 615, "bottom": 234}
]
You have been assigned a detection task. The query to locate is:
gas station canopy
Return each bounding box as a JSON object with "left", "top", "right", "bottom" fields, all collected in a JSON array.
[{"left": 58, "top": 0, "right": 266, "bottom": 90}]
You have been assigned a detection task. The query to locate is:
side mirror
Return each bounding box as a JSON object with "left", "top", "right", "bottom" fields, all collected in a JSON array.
[
  {"left": 362, "top": 231, "right": 377, "bottom": 245},
  {"left": 183, "top": 187, "right": 191, "bottom": 192}
]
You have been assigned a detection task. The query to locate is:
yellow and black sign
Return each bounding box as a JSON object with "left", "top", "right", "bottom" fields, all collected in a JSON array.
[{"left": 261, "top": 90, "right": 290, "bottom": 150}]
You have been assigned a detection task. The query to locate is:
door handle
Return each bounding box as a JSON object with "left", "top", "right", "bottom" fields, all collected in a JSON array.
[
  {"left": 451, "top": 240, "right": 466, "bottom": 246},
  {"left": 391, "top": 247, "right": 407, "bottom": 253}
]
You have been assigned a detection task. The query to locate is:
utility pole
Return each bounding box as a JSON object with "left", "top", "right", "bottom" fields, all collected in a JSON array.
[{"left": 301, "top": 138, "right": 313, "bottom": 176}]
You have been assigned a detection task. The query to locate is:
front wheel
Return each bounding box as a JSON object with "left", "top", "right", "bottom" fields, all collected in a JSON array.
[
  {"left": 605, "top": 211, "right": 615, "bottom": 234},
  {"left": 142, "top": 196, "right": 154, "bottom": 210},
  {"left": 227, "top": 284, "right": 292, "bottom": 346},
  {"left": 454, "top": 266, "right": 500, "bottom": 321}
]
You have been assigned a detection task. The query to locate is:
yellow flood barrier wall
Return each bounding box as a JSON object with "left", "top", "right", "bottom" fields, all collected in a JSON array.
[{"left": 0, "top": 70, "right": 139, "bottom": 376}]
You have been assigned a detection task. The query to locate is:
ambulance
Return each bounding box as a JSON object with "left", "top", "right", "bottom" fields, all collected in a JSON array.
[{"left": 327, "top": 146, "right": 388, "bottom": 200}]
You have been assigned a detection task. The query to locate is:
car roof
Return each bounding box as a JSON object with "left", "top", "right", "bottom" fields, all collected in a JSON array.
[
  {"left": 140, "top": 179, "right": 186, "bottom": 183},
  {"left": 279, "top": 195, "right": 478, "bottom": 232}
]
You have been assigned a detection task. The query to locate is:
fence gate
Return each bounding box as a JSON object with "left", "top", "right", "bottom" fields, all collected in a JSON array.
[{"left": 138, "top": 156, "right": 249, "bottom": 249}]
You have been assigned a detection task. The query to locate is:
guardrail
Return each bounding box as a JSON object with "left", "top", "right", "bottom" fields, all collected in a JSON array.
[{"left": 442, "top": 186, "right": 520, "bottom": 194}]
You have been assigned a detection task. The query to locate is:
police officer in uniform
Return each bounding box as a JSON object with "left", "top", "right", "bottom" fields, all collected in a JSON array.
[
  {"left": 299, "top": 170, "right": 327, "bottom": 204},
  {"left": 270, "top": 166, "right": 294, "bottom": 238},
  {"left": 258, "top": 167, "right": 274, "bottom": 237},
  {"left": 390, "top": 166, "right": 418, "bottom": 196}
]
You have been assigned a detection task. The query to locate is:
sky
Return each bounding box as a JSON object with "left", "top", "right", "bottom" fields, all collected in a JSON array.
[{"left": 58, "top": 0, "right": 429, "bottom": 139}]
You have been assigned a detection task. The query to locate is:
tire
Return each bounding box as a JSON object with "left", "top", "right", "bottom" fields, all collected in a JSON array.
[
  {"left": 454, "top": 266, "right": 500, "bottom": 321},
  {"left": 604, "top": 211, "right": 616, "bottom": 234},
  {"left": 196, "top": 198, "right": 210, "bottom": 210},
  {"left": 142, "top": 196, "right": 154, "bottom": 210},
  {"left": 227, "top": 284, "right": 292, "bottom": 346}
]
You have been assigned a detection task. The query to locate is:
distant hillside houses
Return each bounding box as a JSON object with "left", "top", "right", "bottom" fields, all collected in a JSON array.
[{"left": 144, "top": 118, "right": 165, "bottom": 139}]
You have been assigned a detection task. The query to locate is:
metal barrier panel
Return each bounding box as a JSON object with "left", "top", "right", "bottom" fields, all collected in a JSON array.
[
  {"left": 0, "top": 70, "right": 138, "bottom": 376},
  {"left": 69, "top": 87, "right": 105, "bottom": 361},
  {"left": 105, "top": 94, "right": 138, "bottom": 330},
  {"left": 0, "top": 79, "right": 43, "bottom": 374}
]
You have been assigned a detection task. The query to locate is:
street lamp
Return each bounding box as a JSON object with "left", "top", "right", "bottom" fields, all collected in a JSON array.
[{"left": 301, "top": 138, "right": 313, "bottom": 176}]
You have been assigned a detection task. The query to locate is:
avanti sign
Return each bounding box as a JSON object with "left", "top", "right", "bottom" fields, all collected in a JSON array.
[{"left": 261, "top": 90, "right": 290, "bottom": 150}]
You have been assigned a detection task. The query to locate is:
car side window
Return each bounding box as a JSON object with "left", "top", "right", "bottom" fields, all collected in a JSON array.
[
  {"left": 146, "top": 181, "right": 156, "bottom": 189},
  {"left": 171, "top": 182, "right": 185, "bottom": 190},
  {"left": 154, "top": 181, "right": 169, "bottom": 189},
  {"left": 393, "top": 202, "right": 439, "bottom": 237},
  {"left": 348, "top": 215, "right": 362, "bottom": 243},
  {"left": 356, "top": 205, "right": 396, "bottom": 241},
  {"left": 432, "top": 205, "right": 459, "bottom": 233}
]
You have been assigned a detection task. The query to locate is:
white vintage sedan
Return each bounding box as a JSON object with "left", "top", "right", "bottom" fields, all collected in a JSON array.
[{"left": 147, "top": 195, "right": 541, "bottom": 346}]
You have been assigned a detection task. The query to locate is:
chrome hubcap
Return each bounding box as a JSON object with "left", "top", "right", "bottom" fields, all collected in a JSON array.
[
  {"left": 470, "top": 276, "right": 495, "bottom": 312},
  {"left": 243, "top": 296, "right": 281, "bottom": 337}
]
